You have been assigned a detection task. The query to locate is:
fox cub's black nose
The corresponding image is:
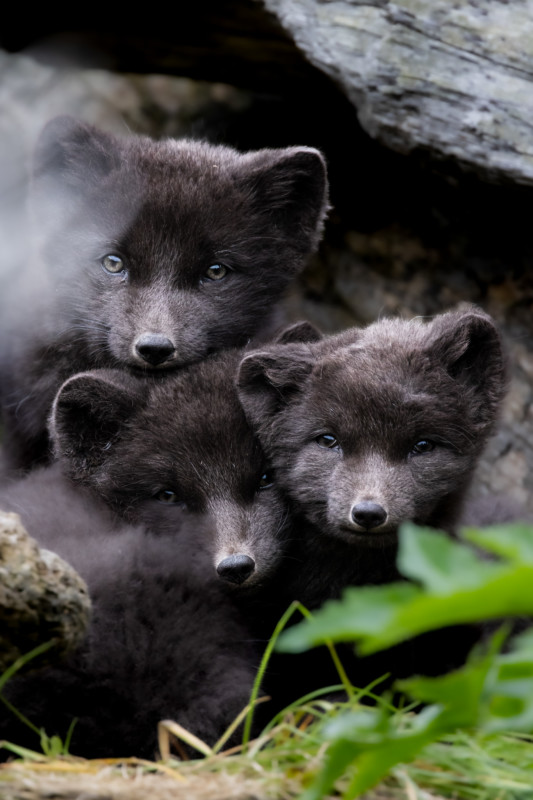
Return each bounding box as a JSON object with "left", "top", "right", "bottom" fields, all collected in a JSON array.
[
  {"left": 351, "top": 501, "right": 387, "bottom": 530},
  {"left": 217, "top": 554, "right": 256, "bottom": 585},
  {"left": 135, "top": 334, "right": 175, "bottom": 366}
]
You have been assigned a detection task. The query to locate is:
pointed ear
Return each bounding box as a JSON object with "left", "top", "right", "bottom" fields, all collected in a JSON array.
[
  {"left": 274, "top": 321, "right": 323, "bottom": 345},
  {"left": 425, "top": 306, "right": 507, "bottom": 429},
  {"left": 31, "top": 116, "right": 119, "bottom": 229},
  {"left": 239, "top": 147, "right": 329, "bottom": 254},
  {"left": 49, "top": 370, "right": 142, "bottom": 479},
  {"left": 33, "top": 115, "right": 118, "bottom": 188},
  {"left": 237, "top": 344, "right": 315, "bottom": 432}
]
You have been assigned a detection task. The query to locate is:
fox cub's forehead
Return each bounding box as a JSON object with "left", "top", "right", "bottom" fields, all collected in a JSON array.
[
  {"left": 127, "top": 138, "right": 243, "bottom": 187},
  {"left": 309, "top": 343, "right": 426, "bottom": 401},
  {"left": 128, "top": 377, "right": 259, "bottom": 459},
  {"left": 295, "top": 345, "right": 443, "bottom": 438},
  {"left": 302, "top": 371, "right": 412, "bottom": 436}
]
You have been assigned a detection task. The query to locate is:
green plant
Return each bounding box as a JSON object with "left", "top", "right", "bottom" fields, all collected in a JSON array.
[
  {"left": 276, "top": 522, "right": 533, "bottom": 798},
  {"left": 0, "top": 639, "right": 77, "bottom": 758}
]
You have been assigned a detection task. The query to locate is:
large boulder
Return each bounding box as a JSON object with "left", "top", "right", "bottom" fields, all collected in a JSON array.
[{"left": 262, "top": 0, "right": 533, "bottom": 186}]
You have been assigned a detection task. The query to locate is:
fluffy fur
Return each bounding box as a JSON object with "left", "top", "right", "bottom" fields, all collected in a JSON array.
[
  {"left": 0, "top": 501, "right": 257, "bottom": 759},
  {"left": 237, "top": 306, "right": 508, "bottom": 697},
  {"left": 0, "top": 116, "right": 329, "bottom": 470},
  {"left": 48, "top": 349, "right": 289, "bottom": 591},
  {"left": 0, "top": 348, "right": 290, "bottom": 757}
]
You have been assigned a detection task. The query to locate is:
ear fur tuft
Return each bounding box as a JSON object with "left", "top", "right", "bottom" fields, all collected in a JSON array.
[
  {"left": 50, "top": 370, "right": 142, "bottom": 478},
  {"left": 273, "top": 321, "right": 323, "bottom": 345},
  {"left": 33, "top": 115, "right": 119, "bottom": 191},
  {"left": 426, "top": 305, "right": 507, "bottom": 429},
  {"left": 237, "top": 146, "right": 330, "bottom": 255},
  {"left": 237, "top": 344, "right": 315, "bottom": 431}
]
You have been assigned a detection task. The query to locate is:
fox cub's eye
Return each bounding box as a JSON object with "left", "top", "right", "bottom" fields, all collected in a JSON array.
[
  {"left": 258, "top": 471, "right": 274, "bottom": 490},
  {"left": 411, "top": 440, "right": 435, "bottom": 455},
  {"left": 154, "top": 490, "right": 186, "bottom": 507},
  {"left": 101, "top": 254, "right": 125, "bottom": 274},
  {"left": 315, "top": 434, "right": 339, "bottom": 450},
  {"left": 205, "top": 264, "right": 228, "bottom": 281}
]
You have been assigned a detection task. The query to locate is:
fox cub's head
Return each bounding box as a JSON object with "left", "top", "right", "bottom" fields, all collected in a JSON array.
[
  {"left": 49, "top": 349, "right": 288, "bottom": 588},
  {"left": 32, "top": 116, "right": 329, "bottom": 370},
  {"left": 238, "top": 306, "right": 506, "bottom": 543}
]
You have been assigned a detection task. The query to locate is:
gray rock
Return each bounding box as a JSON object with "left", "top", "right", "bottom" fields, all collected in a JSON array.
[
  {"left": 262, "top": 0, "right": 533, "bottom": 186},
  {"left": 0, "top": 510, "right": 91, "bottom": 673}
]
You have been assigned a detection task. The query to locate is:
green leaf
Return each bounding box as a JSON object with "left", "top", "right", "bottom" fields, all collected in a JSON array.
[
  {"left": 277, "top": 582, "right": 419, "bottom": 654},
  {"left": 40, "top": 732, "right": 64, "bottom": 757},
  {"left": 463, "top": 522, "right": 533, "bottom": 564},
  {"left": 278, "top": 523, "right": 533, "bottom": 800},
  {"left": 397, "top": 523, "right": 503, "bottom": 593},
  {"left": 399, "top": 642, "right": 499, "bottom": 731},
  {"left": 303, "top": 635, "right": 511, "bottom": 799},
  {"left": 278, "top": 526, "right": 533, "bottom": 657},
  {"left": 0, "top": 740, "right": 46, "bottom": 761},
  {"left": 481, "top": 628, "right": 533, "bottom": 733},
  {"left": 341, "top": 710, "right": 442, "bottom": 799},
  {"left": 303, "top": 703, "right": 447, "bottom": 799}
]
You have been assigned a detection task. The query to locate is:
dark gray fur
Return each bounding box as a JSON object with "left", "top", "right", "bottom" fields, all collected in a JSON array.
[
  {"left": 0, "top": 349, "right": 288, "bottom": 757},
  {"left": 0, "top": 491, "right": 256, "bottom": 759},
  {"left": 237, "top": 306, "right": 508, "bottom": 696},
  {"left": 0, "top": 116, "right": 329, "bottom": 470},
  {"left": 48, "top": 349, "right": 288, "bottom": 588}
]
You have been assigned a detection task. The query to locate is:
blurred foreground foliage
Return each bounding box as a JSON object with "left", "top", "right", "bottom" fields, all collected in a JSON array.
[{"left": 278, "top": 522, "right": 533, "bottom": 798}]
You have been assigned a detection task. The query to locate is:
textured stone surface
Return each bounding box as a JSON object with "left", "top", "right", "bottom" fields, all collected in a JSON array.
[
  {"left": 262, "top": 0, "right": 533, "bottom": 186},
  {"left": 0, "top": 510, "right": 90, "bottom": 672}
]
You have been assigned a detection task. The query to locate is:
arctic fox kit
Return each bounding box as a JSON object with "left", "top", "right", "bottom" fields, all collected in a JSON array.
[
  {"left": 237, "top": 306, "right": 507, "bottom": 601},
  {"left": 40, "top": 348, "right": 289, "bottom": 587},
  {"left": 0, "top": 116, "right": 329, "bottom": 470},
  {"left": 0, "top": 346, "right": 292, "bottom": 757},
  {"left": 236, "top": 306, "right": 507, "bottom": 697}
]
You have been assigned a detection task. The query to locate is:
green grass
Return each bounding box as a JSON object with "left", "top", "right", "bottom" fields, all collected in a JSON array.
[
  {"left": 2, "top": 522, "right": 533, "bottom": 799},
  {"left": 158, "top": 696, "right": 533, "bottom": 800}
]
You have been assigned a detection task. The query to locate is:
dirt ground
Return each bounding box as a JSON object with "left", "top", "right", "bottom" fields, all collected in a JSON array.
[
  {"left": 0, "top": 760, "right": 412, "bottom": 800},
  {"left": 0, "top": 761, "right": 267, "bottom": 800}
]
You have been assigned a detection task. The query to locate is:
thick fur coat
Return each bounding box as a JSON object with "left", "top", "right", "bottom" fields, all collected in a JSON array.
[
  {"left": 0, "top": 349, "right": 289, "bottom": 757},
  {"left": 0, "top": 504, "right": 257, "bottom": 759},
  {"left": 0, "top": 116, "right": 329, "bottom": 470},
  {"left": 237, "top": 306, "right": 508, "bottom": 698}
]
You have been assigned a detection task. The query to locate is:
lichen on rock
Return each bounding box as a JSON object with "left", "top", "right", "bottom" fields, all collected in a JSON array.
[
  {"left": 263, "top": 0, "right": 533, "bottom": 186},
  {"left": 0, "top": 510, "right": 91, "bottom": 673}
]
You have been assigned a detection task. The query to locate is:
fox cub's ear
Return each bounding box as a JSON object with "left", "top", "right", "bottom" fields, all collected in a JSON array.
[
  {"left": 33, "top": 115, "right": 119, "bottom": 189},
  {"left": 49, "top": 369, "right": 143, "bottom": 478},
  {"left": 273, "top": 321, "right": 323, "bottom": 345},
  {"left": 31, "top": 116, "right": 121, "bottom": 230},
  {"left": 425, "top": 305, "right": 507, "bottom": 431},
  {"left": 237, "top": 343, "right": 315, "bottom": 433},
  {"left": 236, "top": 146, "right": 330, "bottom": 257}
]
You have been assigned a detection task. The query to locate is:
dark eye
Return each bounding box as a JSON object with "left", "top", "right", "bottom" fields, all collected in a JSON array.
[
  {"left": 101, "top": 254, "right": 125, "bottom": 274},
  {"left": 315, "top": 434, "right": 339, "bottom": 450},
  {"left": 258, "top": 471, "right": 274, "bottom": 490},
  {"left": 411, "top": 440, "right": 435, "bottom": 455},
  {"left": 204, "top": 264, "right": 229, "bottom": 282},
  {"left": 154, "top": 490, "right": 186, "bottom": 507}
]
